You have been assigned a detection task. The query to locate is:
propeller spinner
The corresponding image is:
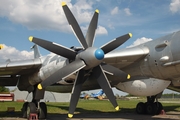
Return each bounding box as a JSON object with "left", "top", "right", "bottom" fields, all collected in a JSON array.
[{"left": 29, "top": 1, "right": 132, "bottom": 118}]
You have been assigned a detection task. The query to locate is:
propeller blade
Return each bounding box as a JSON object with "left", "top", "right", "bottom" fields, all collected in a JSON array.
[
  {"left": 92, "top": 65, "right": 119, "bottom": 110},
  {"left": 0, "top": 44, "right": 3, "bottom": 49},
  {"left": 85, "top": 9, "right": 99, "bottom": 47},
  {"left": 29, "top": 36, "right": 77, "bottom": 60},
  {"left": 68, "top": 70, "right": 86, "bottom": 118},
  {"left": 101, "top": 33, "right": 132, "bottom": 54},
  {"left": 37, "top": 59, "right": 86, "bottom": 89},
  {"left": 62, "top": 2, "right": 88, "bottom": 49},
  {"left": 101, "top": 63, "right": 130, "bottom": 82}
]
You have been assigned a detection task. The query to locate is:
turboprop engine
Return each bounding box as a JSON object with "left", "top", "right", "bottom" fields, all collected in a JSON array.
[{"left": 116, "top": 78, "right": 171, "bottom": 96}]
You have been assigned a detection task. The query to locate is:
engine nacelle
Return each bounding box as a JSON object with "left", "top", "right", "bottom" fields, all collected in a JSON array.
[
  {"left": 17, "top": 75, "right": 35, "bottom": 92},
  {"left": 116, "top": 78, "right": 171, "bottom": 96}
]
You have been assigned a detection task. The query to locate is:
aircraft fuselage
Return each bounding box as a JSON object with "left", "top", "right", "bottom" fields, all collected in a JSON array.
[{"left": 17, "top": 31, "right": 180, "bottom": 96}]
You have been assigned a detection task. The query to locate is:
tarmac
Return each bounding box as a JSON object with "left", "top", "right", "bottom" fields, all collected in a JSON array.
[{"left": 0, "top": 111, "right": 180, "bottom": 120}]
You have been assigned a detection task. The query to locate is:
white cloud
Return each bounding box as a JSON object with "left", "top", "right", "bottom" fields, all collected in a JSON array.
[
  {"left": 110, "top": 7, "right": 132, "bottom": 16},
  {"left": 81, "top": 25, "right": 108, "bottom": 35},
  {"left": 0, "top": 0, "right": 97, "bottom": 33},
  {"left": 111, "top": 7, "right": 119, "bottom": 15},
  {"left": 71, "top": 0, "right": 93, "bottom": 24},
  {"left": 124, "top": 8, "right": 132, "bottom": 16},
  {"left": 96, "top": 26, "right": 108, "bottom": 35},
  {"left": 170, "top": 0, "right": 180, "bottom": 13},
  {"left": 127, "top": 37, "right": 152, "bottom": 48},
  {"left": 0, "top": 44, "right": 33, "bottom": 61}
]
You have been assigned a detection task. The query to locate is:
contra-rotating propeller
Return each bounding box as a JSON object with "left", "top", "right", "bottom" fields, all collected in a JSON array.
[{"left": 29, "top": 2, "right": 132, "bottom": 118}]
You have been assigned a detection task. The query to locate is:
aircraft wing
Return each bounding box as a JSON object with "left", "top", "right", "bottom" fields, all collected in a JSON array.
[
  {"left": 0, "top": 59, "right": 42, "bottom": 75},
  {"left": 104, "top": 45, "right": 149, "bottom": 68},
  {"left": 0, "top": 59, "right": 42, "bottom": 86}
]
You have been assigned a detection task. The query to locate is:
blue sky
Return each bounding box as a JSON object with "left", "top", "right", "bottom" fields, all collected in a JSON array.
[
  {"left": 0, "top": 0, "right": 180, "bottom": 95},
  {"left": 0, "top": 0, "right": 180, "bottom": 60}
]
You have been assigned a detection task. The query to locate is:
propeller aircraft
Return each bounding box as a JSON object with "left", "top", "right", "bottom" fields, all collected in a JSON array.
[{"left": 0, "top": 1, "right": 180, "bottom": 119}]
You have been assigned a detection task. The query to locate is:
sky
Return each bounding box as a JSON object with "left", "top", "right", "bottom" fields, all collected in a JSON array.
[{"left": 0, "top": 0, "right": 180, "bottom": 95}]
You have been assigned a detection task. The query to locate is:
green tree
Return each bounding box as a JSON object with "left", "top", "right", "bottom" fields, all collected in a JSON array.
[{"left": 0, "top": 86, "right": 9, "bottom": 93}]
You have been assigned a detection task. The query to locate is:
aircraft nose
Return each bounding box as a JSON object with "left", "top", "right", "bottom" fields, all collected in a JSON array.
[{"left": 95, "top": 49, "right": 104, "bottom": 60}]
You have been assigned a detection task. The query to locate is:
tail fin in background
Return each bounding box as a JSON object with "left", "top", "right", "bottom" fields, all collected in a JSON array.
[
  {"left": 31, "top": 44, "right": 41, "bottom": 58},
  {"left": 91, "top": 90, "right": 104, "bottom": 97},
  {"left": 97, "top": 90, "right": 104, "bottom": 96}
]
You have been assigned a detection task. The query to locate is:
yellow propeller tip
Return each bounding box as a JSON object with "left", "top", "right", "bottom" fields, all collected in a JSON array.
[
  {"left": 68, "top": 114, "right": 73, "bottom": 118},
  {"left": 0, "top": 44, "right": 4, "bottom": 49},
  {"left": 29, "top": 36, "right": 33, "bottom": 42},
  {"left": 37, "top": 84, "right": 43, "bottom": 90},
  {"left": 115, "top": 106, "right": 120, "bottom": 111},
  {"left": 129, "top": 33, "right": 132, "bottom": 38},
  {"left": 127, "top": 74, "right": 131, "bottom": 79},
  {"left": 95, "top": 9, "right": 99, "bottom": 13},
  {"left": 61, "top": 1, "right": 66, "bottom": 6}
]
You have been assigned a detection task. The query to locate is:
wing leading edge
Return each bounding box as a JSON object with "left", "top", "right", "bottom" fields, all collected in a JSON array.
[
  {"left": 104, "top": 45, "right": 149, "bottom": 69},
  {"left": 0, "top": 59, "right": 42, "bottom": 86},
  {"left": 0, "top": 58, "right": 42, "bottom": 76}
]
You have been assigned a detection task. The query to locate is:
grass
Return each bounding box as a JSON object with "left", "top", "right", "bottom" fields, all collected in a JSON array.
[{"left": 0, "top": 99, "right": 180, "bottom": 117}]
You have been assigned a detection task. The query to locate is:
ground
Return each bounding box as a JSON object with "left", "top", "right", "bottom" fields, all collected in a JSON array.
[
  {"left": 0, "top": 99, "right": 180, "bottom": 120},
  {"left": 1, "top": 111, "right": 180, "bottom": 120}
]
